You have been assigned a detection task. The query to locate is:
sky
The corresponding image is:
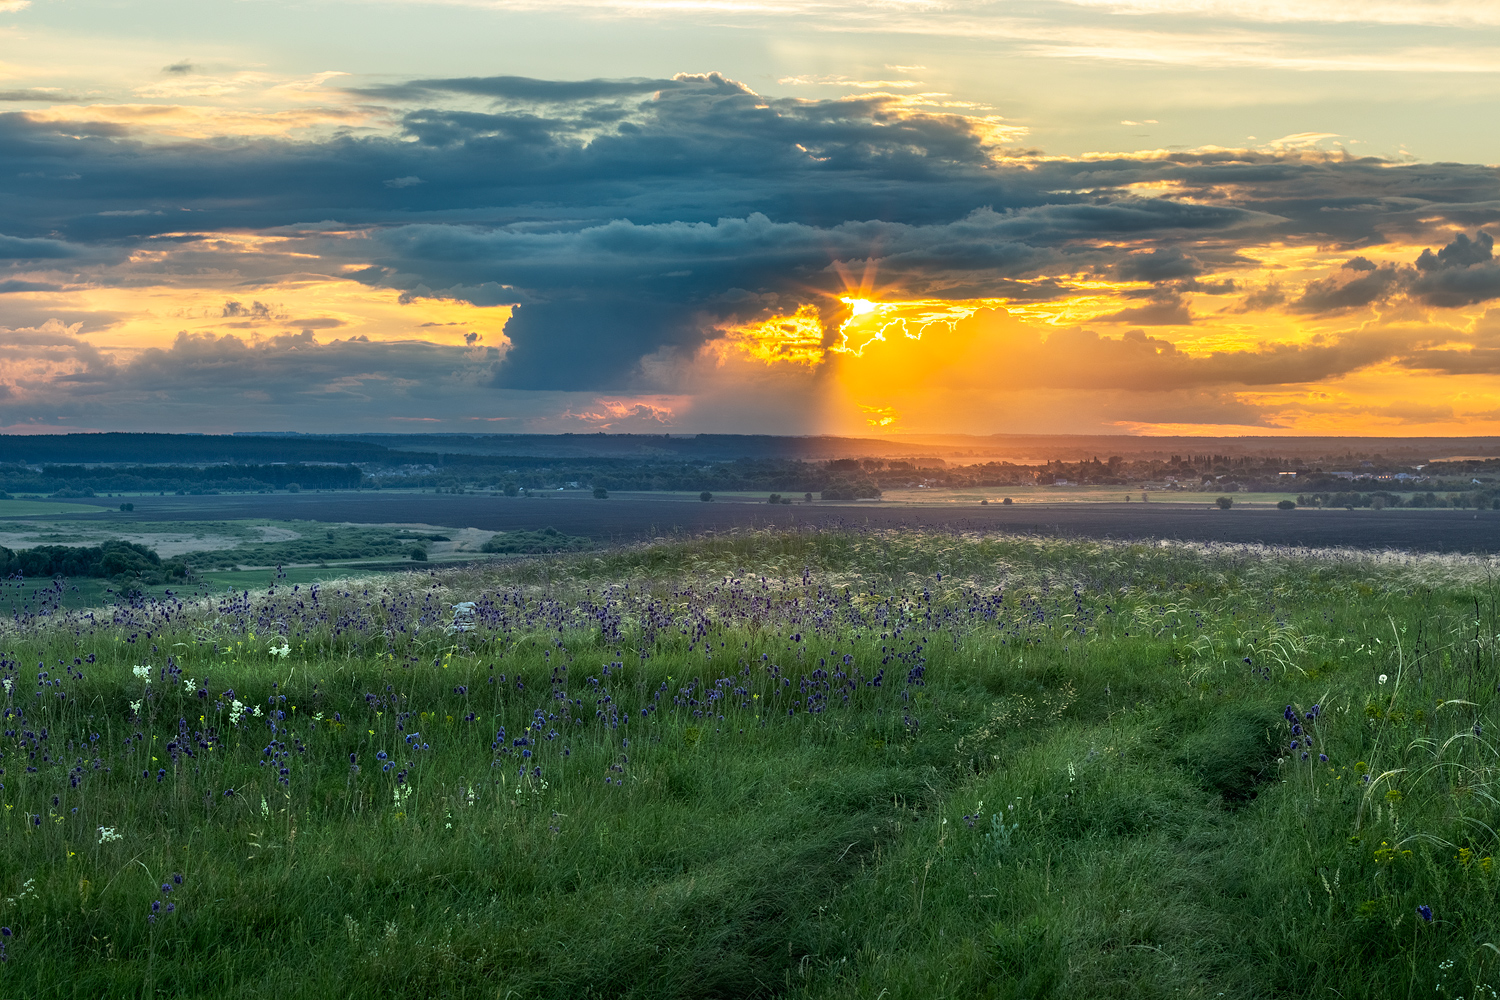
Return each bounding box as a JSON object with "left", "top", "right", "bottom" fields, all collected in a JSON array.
[{"left": 2, "top": 0, "right": 1500, "bottom": 437}]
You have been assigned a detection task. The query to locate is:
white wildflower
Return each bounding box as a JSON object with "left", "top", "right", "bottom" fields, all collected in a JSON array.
[
  {"left": 252, "top": 704, "right": 263, "bottom": 718},
  {"left": 269, "top": 642, "right": 290, "bottom": 659},
  {"left": 2, "top": 677, "right": 11, "bottom": 695},
  {"left": 5, "top": 878, "right": 36, "bottom": 904},
  {"left": 132, "top": 665, "right": 152, "bottom": 682},
  {"left": 128, "top": 699, "right": 142, "bottom": 715},
  {"left": 97, "top": 826, "right": 123, "bottom": 844},
  {"left": 228, "top": 699, "right": 246, "bottom": 725},
  {"left": 183, "top": 677, "right": 197, "bottom": 695},
  {"left": 1379, "top": 673, "right": 1388, "bottom": 685},
  {"left": 313, "top": 711, "right": 325, "bottom": 723}
]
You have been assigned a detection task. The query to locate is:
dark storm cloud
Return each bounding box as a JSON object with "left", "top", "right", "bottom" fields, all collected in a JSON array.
[
  {"left": 0, "top": 234, "right": 77, "bottom": 259},
  {"left": 1112, "top": 248, "right": 1203, "bottom": 282},
  {"left": 5, "top": 74, "right": 1500, "bottom": 391}
]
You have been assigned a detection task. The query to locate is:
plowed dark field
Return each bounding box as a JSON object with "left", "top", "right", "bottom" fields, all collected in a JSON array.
[{"left": 49, "top": 491, "right": 1500, "bottom": 552}]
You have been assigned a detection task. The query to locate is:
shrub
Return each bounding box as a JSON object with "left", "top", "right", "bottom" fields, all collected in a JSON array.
[
  {"left": 768, "top": 494, "right": 782, "bottom": 504},
  {"left": 700, "top": 491, "right": 713, "bottom": 502},
  {"left": 286, "top": 483, "right": 301, "bottom": 493},
  {"left": 503, "top": 482, "right": 519, "bottom": 497},
  {"left": 1276, "top": 499, "right": 1296, "bottom": 510},
  {"left": 820, "top": 478, "right": 882, "bottom": 501},
  {"left": 408, "top": 547, "right": 427, "bottom": 561},
  {"left": 480, "top": 527, "right": 592, "bottom": 554},
  {"left": 1215, "top": 496, "right": 1234, "bottom": 509},
  {"left": 1003, "top": 497, "right": 1013, "bottom": 505},
  {"left": 592, "top": 487, "right": 609, "bottom": 499}
]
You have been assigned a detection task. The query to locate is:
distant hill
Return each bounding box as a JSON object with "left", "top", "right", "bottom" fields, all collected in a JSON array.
[{"left": 2, "top": 431, "right": 1499, "bottom": 469}]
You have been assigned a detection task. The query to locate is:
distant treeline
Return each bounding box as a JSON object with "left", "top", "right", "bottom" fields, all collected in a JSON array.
[
  {"left": 0, "top": 540, "right": 188, "bottom": 583},
  {"left": 1297, "top": 490, "right": 1500, "bottom": 509},
  {"left": 0, "top": 463, "right": 361, "bottom": 495},
  {"left": 2, "top": 433, "right": 1497, "bottom": 498}
]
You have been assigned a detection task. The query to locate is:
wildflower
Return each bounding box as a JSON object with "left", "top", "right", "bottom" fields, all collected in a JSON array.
[
  {"left": 97, "top": 826, "right": 122, "bottom": 844},
  {"left": 182, "top": 677, "right": 197, "bottom": 695},
  {"left": 1319, "top": 754, "right": 1328, "bottom": 762},
  {"left": 1417, "top": 904, "right": 1433, "bottom": 922},
  {"left": 132, "top": 666, "right": 152, "bottom": 683},
  {"left": 1378, "top": 674, "right": 1388, "bottom": 685}
]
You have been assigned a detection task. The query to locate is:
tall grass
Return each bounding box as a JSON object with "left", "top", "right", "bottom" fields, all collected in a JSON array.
[{"left": 1, "top": 528, "right": 1497, "bottom": 998}]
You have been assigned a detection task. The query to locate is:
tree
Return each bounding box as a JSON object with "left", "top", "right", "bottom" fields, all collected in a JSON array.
[
  {"left": 700, "top": 491, "right": 713, "bottom": 502},
  {"left": 593, "top": 487, "right": 609, "bottom": 499},
  {"left": 409, "top": 546, "right": 427, "bottom": 561},
  {"left": 804, "top": 492, "right": 813, "bottom": 503},
  {"left": 1215, "top": 496, "right": 1234, "bottom": 509},
  {"left": 768, "top": 494, "right": 782, "bottom": 504}
]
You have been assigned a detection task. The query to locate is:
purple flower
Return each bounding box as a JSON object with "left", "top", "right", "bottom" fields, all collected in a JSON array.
[
  {"left": 1318, "top": 754, "right": 1328, "bottom": 762},
  {"left": 1417, "top": 905, "right": 1433, "bottom": 922}
]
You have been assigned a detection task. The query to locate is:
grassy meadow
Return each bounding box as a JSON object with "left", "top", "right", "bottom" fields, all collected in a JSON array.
[{"left": 1, "top": 529, "right": 1498, "bottom": 998}]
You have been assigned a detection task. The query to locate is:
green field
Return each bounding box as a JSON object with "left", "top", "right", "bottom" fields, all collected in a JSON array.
[
  {"left": 1, "top": 530, "right": 1498, "bottom": 998},
  {"left": 0, "top": 499, "right": 107, "bottom": 517}
]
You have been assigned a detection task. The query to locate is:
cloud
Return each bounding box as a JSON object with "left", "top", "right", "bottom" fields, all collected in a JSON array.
[
  {"left": 6, "top": 71, "right": 1500, "bottom": 429},
  {"left": 1409, "top": 231, "right": 1500, "bottom": 307},
  {"left": 0, "top": 234, "right": 78, "bottom": 259},
  {"left": 1290, "top": 259, "right": 1404, "bottom": 313}
]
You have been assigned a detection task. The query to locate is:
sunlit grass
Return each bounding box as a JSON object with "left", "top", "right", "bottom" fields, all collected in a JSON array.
[{"left": 1, "top": 528, "right": 1498, "bottom": 997}]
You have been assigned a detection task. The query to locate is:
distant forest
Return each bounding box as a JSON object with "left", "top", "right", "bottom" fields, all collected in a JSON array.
[{"left": 1, "top": 432, "right": 1498, "bottom": 504}]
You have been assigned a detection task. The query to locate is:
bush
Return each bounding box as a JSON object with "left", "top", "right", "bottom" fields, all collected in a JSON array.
[
  {"left": 286, "top": 483, "right": 301, "bottom": 493},
  {"left": 820, "top": 478, "right": 882, "bottom": 501},
  {"left": 700, "top": 491, "right": 713, "bottom": 502},
  {"left": 1276, "top": 499, "right": 1296, "bottom": 510},
  {"left": 1003, "top": 497, "right": 1013, "bottom": 505},
  {"left": 480, "top": 527, "right": 593, "bottom": 554},
  {"left": 503, "top": 482, "right": 519, "bottom": 497},
  {"left": 119, "top": 502, "right": 134, "bottom": 512},
  {"left": 408, "top": 547, "right": 427, "bottom": 561},
  {"left": 592, "top": 487, "right": 609, "bottom": 499},
  {"left": 0, "top": 539, "right": 187, "bottom": 583},
  {"left": 768, "top": 494, "right": 782, "bottom": 504},
  {"left": 1215, "top": 496, "right": 1233, "bottom": 509}
]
